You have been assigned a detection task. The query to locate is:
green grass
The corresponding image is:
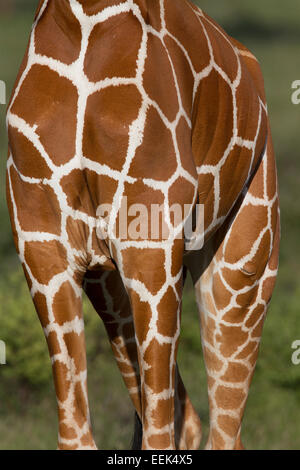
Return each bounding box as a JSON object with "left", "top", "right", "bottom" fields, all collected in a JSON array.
[{"left": 0, "top": 0, "right": 300, "bottom": 450}]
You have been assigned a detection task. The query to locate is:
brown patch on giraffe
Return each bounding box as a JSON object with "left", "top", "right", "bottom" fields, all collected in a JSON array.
[
  {"left": 35, "top": 0, "right": 81, "bottom": 64},
  {"left": 271, "top": 202, "right": 279, "bottom": 236},
  {"left": 221, "top": 267, "right": 255, "bottom": 292},
  {"left": 171, "top": 238, "right": 184, "bottom": 278},
  {"left": 129, "top": 106, "right": 177, "bottom": 181},
  {"left": 251, "top": 231, "right": 271, "bottom": 278},
  {"left": 157, "top": 287, "right": 179, "bottom": 338},
  {"left": 216, "top": 325, "right": 249, "bottom": 357},
  {"left": 53, "top": 360, "right": 71, "bottom": 403},
  {"left": 236, "top": 285, "right": 259, "bottom": 308},
  {"left": 76, "top": 0, "right": 127, "bottom": 15},
  {"left": 59, "top": 423, "right": 77, "bottom": 440},
  {"left": 143, "top": 33, "right": 178, "bottom": 121},
  {"left": 215, "top": 386, "right": 246, "bottom": 410},
  {"left": 169, "top": 177, "right": 196, "bottom": 225},
  {"left": 84, "top": 12, "right": 142, "bottom": 82},
  {"left": 202, "top": 17, "right": 239, "bottom": 83},
  {"left": 33, "top": 291, "right": 49, "bottom": 328},
  {"left": 212, "top": 272, "right": 232, "bottom": 310},
  {"left": 245, "top": 304, "right": 264, "bottom": 329},
  {"left": 22, "top": 263, "right": 33, "bottom": 290},
  {"left": 61, "top": 169, "right": 118, "bottom": 217},
  {"left": 83, "top": 85, "right": 142, "bottom": 171},
  {"left": 47, "top": 331, "right": 61, "bottom": 357},
  {"left": 203, "top": 347, "right": 223, "bottom": 372},
  {"left": 6, "top": 172, "right": 19, "bottom": 253},
  {"left": 122, "top": 247, "right": 166, "bottom": 295},
  {"left": 11, "top": 65, "right": 78, "bottom": 165},
  {"left": 118, "top": 183, "right": 168, "bottom": 241},
  {"left": 192, "top": 69, "right": 233, "bottom": 167},
  {"left": 269, "top": 222, "right": 280, "bottom": 272},
  {"left": 148, "top": 432, "right": 171, "bottom": 449},
  {"left": 8, "top": 127, "right": 52, "bottom": 179},
  {"left": 64, "top": 332, "right": 86, "bottom": 373},
  {"left": 222, "top": 307, "right": 245, "bottom": 324},
  {"left": 165, "top": 35, "right": 194, "bottom": 116},
  {"left": 261, "top": 276, "right": 277, "bottom": 303},
  {"left": 66, "top": 217, "right": 90, "bottom": 252},
  {"left": 221, "top": 362, "right": 250, "bottom": 383},
  {"left": 224, "top": 205, "right": 269, "bottom": 264},
  {"left": 24, "top": 240, "right": 67, "bottom": 285},
  {"left": 74, "top": 382, "right": 88, "bottom": 427},
  {"left": 86, "top": 169, "right": 119, "bottom": 208},
  {"left": 81, "top": 432, "right": 94, "bottom": 447},
  {"left": 236, "top": 341, "right": 258, "bottom": 360},
  {"left": 197, "top": 173, "right": 215, "bottom": 228},
  {"left": 218, "top": 414, "right": 240, "bottom": 438},
  {"left": 53, "top": 281, "right": 81, "bottom": 326},
  {"left": 176, "top": 117, "right": 197, "bottom": 179},
  {"left": 266, "top": 146, "right": 277, "bottom": 201},
  {"left": 144, "top": 339, "right": 172, "bottom": 393},
  {"left": 218, "top": 146, "right": 253, "bottom": 219},
  {"left": 235, "top": 63, "right": 261, "bottom": 141},
  {"left": 128, "top": 289, "right": 152, "bottom": 344},
  {"left": 248, "top": 349, "right": 260, "bottom": 367},
  {"left": 203, "top": 316, "right": 217, "bottom": 347},
  {"left": 135, "top": 0, "right": 161, "bottom": 31},
  {"left": 152, "top": 399, "right": 171, "bottom": 429},
  {"left": 10, "top": 166, "right": 61, "bottom": 235},
  {"left": 165, "top": 0, "right": 211, "bottom": 73},
  {"left": 248, "top": 157, "right": 265, "bottom": 199},
  {"left": 251, "top": 320, "right": 264, "bottom": 339},
  {"left": 210, "top": 428, "right": 226, "bottom": 449}
]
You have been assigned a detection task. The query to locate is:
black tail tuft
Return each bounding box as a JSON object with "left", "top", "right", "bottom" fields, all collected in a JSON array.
[{"left": 131, "top": 412, "right": 143, "bottom": 450}]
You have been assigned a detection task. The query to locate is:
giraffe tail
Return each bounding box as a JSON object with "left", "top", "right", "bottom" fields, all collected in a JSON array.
[{"left": 131, "top": 412, "right": 143, "bottom": 450}]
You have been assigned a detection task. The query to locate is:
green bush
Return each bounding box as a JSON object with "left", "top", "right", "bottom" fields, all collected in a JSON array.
[
  {"left": 0, "top": 268, "right": 110, "bottom": 390},
  {"left": 0, "top": 269, "right": 52, "bottom": 387}
]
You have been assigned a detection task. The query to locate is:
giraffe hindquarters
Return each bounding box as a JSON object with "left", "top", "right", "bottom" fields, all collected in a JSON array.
[{"left": 187, "top": 137, "right": 280, "bottom": 449}]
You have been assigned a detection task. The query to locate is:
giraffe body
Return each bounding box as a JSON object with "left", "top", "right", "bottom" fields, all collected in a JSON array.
[{"left": 6, "top": 0, "right": 279, "bottom": 450}]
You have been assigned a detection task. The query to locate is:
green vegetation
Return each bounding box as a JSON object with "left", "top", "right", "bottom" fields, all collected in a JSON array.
[{"left": 0, "top": 0, "right": 299, "bottom": 450}]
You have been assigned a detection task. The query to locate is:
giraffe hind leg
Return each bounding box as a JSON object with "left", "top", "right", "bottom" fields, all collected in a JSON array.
[{"left": 187, "top": 138, "right": 279, "bottom": 449}]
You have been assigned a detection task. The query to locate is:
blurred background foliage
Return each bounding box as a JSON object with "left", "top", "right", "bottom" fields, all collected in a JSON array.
[{"left": 0, "top": 0, "right": 300, "bottom": 449}]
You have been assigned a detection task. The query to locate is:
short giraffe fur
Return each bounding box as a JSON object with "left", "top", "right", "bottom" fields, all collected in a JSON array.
[{"left": 6, "top": 0, "right": 279, "bottom": 450}]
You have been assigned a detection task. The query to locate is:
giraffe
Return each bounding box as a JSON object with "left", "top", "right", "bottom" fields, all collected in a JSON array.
[{"left": 6, "top": 0, "right": 279, "bottom": 450}]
